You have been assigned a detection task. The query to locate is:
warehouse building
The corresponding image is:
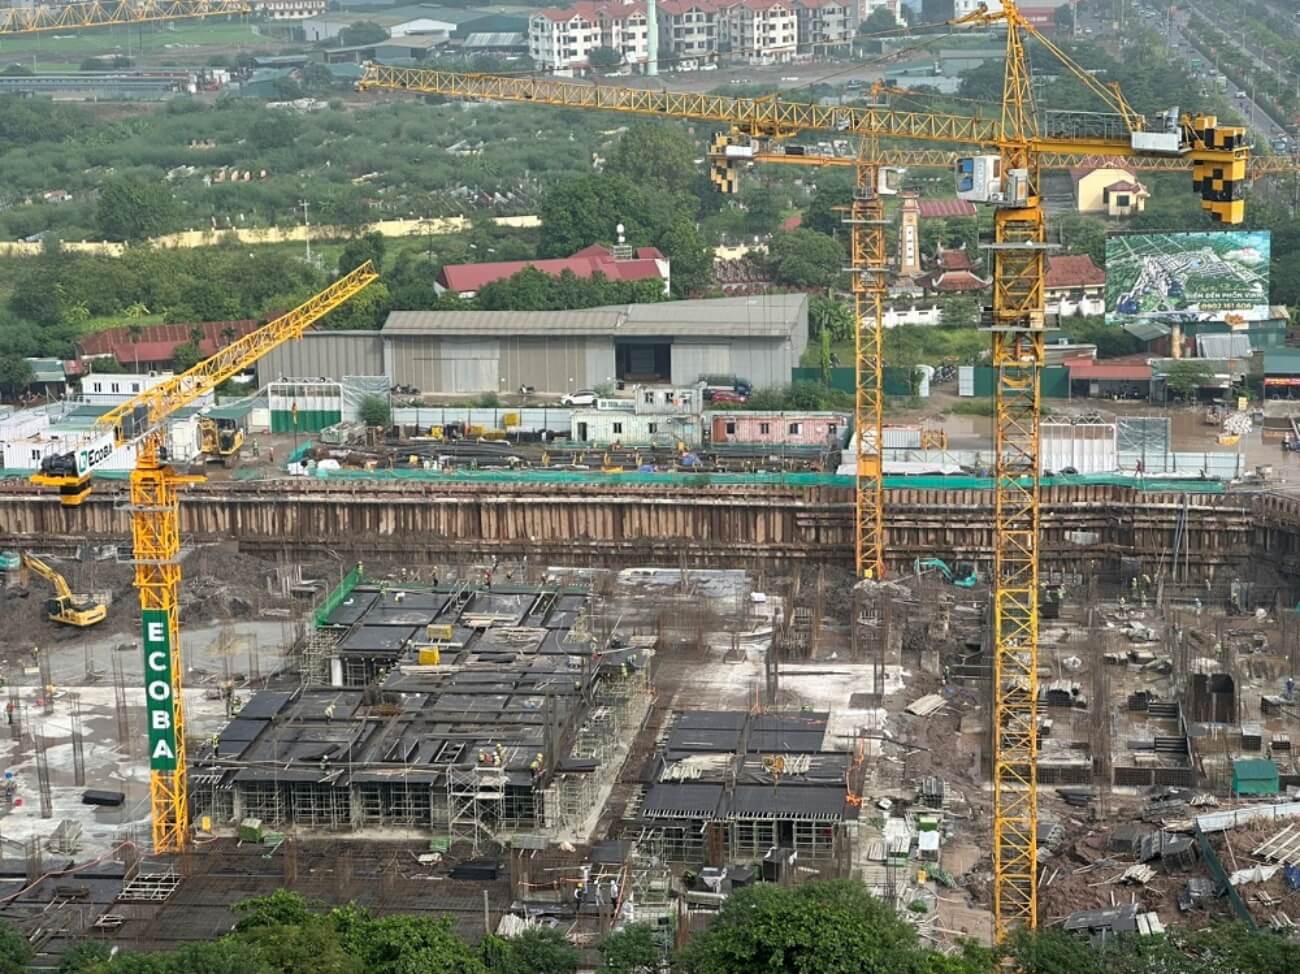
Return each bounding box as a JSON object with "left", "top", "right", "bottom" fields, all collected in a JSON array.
[
  {"left": 378, "top": 295, "right": 807, "bottom": 395},
  {"left": 256, "top": 296, "right": 807, "bottom": 394}
]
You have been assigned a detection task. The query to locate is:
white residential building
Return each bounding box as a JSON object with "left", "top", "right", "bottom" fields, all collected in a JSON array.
[
  {"left": 251, "top": 0, "right": 325, "bottom": 21},
  {"left": 796, "top": 0, "right": 857, "bottom": 51},
  {"left": 658, "top": 0, "right": 721, "bottom": 61},
  {"left": 529, "top": 2, "right": 650, "bottom": 72},
  {"left": 719, "top": 0, "right": 798, "bottom": 63}
]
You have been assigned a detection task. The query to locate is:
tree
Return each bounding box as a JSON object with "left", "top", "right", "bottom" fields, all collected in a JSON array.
[
  {"left": 940, "top": 296, "right": 980, "bottom": 329},
  {"left": 358, "top": 395, "right": 391, "bottom": 427},
  {"left": 742, "top": 185, "right": 785, "bottom": 236},
  {"left": 95, "top": 176, "right": 180, "bottom": 242},
  {"left": 1163, "top": 359, "right": 1214, "bottom": 400},
  {"left": 337, "top": 21, "right": 389, "bottom": 46},
  {"left": 857, "top": 7, "right": 899, "bottom": 51},
  {"left": 57, "top": 941, "right": 112, "bottom": 973},
  {"left": 338, "top": 232, "right": 387, "bottom": 277},
  {"left": 1057, "top": 316, "right": 1141, "bottom": 359},
  {"left": 0, "top": 920, "right": 31, "bottom": 974},
  {"left": 249, "top": 109, "right": 301, "bottom": 149},
  {"left": 1054, "top": 213, "right": 1107, "bottom": 267},
  {"left": 221, "top": 325, "right": 238, "bottom": 347},
  {"left": 804, "top": 171, "right": 854, "bottom": 237},
  {"left": 483, "top": 928, "right": 578, "bottom": 974},
  {"left": 334, "top": 912, "right": 486, "bottom": 974},
  {"left": 656, "top": 216, "right": 712, "bottom": 297},
  {"left": 597, "top": 924, "right": 660, "bottom": 974},
  {"left": 171, "top": 341, "right": 204, "bottom": 372},
  {"left": 588, "top": 46, "right": 623, "bottom": 71},
  {"left": 810, "top": 294, "right": 854, "bottom": 341},
  {"left": 323, "top": 188, "right": 371, "bottom": 233},
  {"left": 766, "top": 229, "right": 844, "bottom": 288},
  {"left": 676, "top": 879, "right": 933, "bottom": 974},
  {"left": 320, "top": 281, "right": 391, "bottom": 330},
  {"left": 860, "top": 7, "right": 898, "bottom": 34},
  {"left": 0, "top": 355, "right": 33, "bottom": 400},
  {"left": 604, "top": 123, "right": 698, "bottom": 198}
]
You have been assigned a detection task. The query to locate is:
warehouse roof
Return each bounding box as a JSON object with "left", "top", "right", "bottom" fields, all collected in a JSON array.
[
  {"left": 1264, "top": 351, "right": 1300, "bottom": 376},
  {"left": 383, "top": 294, "right": 807, "bottom": 339}
]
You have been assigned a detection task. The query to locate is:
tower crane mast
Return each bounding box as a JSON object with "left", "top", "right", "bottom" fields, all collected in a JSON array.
[
  {"left": 360, "top": 13, "right": 1250, "bottom": 934},
  {"left": 31, "top": 264, "right": 379, "bottom": 852}
]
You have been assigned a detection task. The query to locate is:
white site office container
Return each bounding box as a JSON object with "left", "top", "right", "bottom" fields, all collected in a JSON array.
[{"left": 958, "top": 366, "right": 975, "bottom": 397}]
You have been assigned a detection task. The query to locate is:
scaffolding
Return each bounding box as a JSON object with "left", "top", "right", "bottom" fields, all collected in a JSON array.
[
  {"left": 447, "top": 763, "right": 507, "bottom": 853},
  {"left": 300, "top": 627, "right": 339, "bottom": 688}
]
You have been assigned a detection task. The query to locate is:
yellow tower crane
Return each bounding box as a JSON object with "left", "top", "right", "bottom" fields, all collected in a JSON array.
[
  {"left": 0, "top": 0, "right": 250, "bottom": 36},
  {"left": 31, "top": 264, "right": 379, "bottom": 852},
  {"left": 359, "top": 15, "right": 1250, "bottom": 934}
]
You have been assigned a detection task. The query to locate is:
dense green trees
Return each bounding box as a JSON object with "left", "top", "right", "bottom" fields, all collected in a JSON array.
[
  {"left": 95, "top": 177, "right": 182, "bottom": 242},
  {"left": 9, "top": 883, "right": 1300, "bottom": 974},
  {"left": 8, "top": 248, "right": 323, "bottom": 328},
  {"left": 767, "top": 229, "right": 844, "bottom": 288}
]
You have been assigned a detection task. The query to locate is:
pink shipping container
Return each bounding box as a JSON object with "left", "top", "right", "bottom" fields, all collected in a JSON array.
[{"left": 707, "top": 411, "right": 849, "bottom": 447}]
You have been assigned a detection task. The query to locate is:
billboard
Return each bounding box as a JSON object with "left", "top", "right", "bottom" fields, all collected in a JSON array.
[{"left": 1105, "top": 230, "right": 1271, "bottom": 325}]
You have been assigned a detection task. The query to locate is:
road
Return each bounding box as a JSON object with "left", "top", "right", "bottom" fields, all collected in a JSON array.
[{"left": 1168, "top": 0, "right": 1294, "bottom": 144}]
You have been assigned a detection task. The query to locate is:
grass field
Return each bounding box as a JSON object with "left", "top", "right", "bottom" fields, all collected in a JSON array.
[{"left": 0, "top": 19, "right": 276, "bottom": 58}]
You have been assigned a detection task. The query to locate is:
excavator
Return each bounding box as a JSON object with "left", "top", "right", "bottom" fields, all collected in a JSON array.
[
  {"left": 21, "top": 553, "right": 107, "bottom": 627},
  {"left": 197, "top": 416, "right": 244, "bottom": 467}
]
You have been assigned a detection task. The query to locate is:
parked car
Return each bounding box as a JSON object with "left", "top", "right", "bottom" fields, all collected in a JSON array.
[
  {"left": 706, "top": 389, "right": 748, "bottom": 405},
  {"left": 561, "top": 389, "right": 598, "bottom": 406},
  {"left": 699, "top": 373, "right": 753, "bottom": 399}
]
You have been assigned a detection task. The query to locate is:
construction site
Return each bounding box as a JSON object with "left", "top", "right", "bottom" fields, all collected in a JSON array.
[
  {"left": 2, "top": 477, "right": 1300, "bottom": 961},
  {"left": 2, "top": 0, "right": 1300, "bottom": 967}
]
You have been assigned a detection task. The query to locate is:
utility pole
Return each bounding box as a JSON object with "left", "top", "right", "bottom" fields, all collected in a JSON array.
[{"left": 300, "top": 199, "right": 312, "bottom": 267}]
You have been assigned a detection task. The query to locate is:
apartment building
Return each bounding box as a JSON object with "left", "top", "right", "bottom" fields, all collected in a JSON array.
[
  {"left": 719, "top": 0, "right": 798, "bottom": 63},
  {"left": 251, "top": 0, "right": 326, "bottom": 20},
  {"left": 530, "top": 4, "right": 602, "bottom": 70},
  {"left": 529, "top": 1, "right": 649, "bottom": 71},
  {"left": 658, "top": 0, "right": 720, "bottom": 61},
  {"left": 795, "top": 0, "right": 856, "bottom": 51}
]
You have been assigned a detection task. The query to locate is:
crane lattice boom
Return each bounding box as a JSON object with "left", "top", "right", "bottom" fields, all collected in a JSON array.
[{"left": 0, "top": 0, "right": 250, "bottom": 35}]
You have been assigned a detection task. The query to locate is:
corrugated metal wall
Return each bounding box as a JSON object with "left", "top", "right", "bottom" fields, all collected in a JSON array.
[
  {"left": 256, "top": 332, "right": 384, "bottom": 385},
  {"left": 670, "top": 342, "right": 732, "bottom": 386},
  {"left": 1040, "top": 423, "right": 1117, "bottom": 474},
  {"left": 497, "top": 336, "right": 613, "bottom": 393}
]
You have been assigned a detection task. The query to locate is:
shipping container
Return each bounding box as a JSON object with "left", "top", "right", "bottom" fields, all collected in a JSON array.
[
  {"left": 706, "top": 411, "right": 848, "bottom": 447},
  {"left": 570, "top": 410, "right": 701, "bottom": 447}
]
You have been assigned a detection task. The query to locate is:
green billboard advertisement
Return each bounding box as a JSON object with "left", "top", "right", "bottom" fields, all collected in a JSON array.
[
  {"left": 142, "top": 609, "right": 179, "bottom": 771},
  {"left": 1105, "top": 230, "right": 1271, "bottom": 325}
]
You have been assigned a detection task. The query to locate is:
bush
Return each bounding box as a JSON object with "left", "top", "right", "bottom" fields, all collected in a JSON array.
[
  {"left": 946, "top": 399, "right": 995, "bottom": 417},
  {"left": 476, "top": 392, "right": 501, "bottom": 408},
  {"left": 358, "top": 395, "right": 391, "bottom": 427}
]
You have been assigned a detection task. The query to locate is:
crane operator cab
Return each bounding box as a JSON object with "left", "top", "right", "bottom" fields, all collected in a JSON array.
[{"left": 955, "top": 155, "right": 1029, "bottom": 207}]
